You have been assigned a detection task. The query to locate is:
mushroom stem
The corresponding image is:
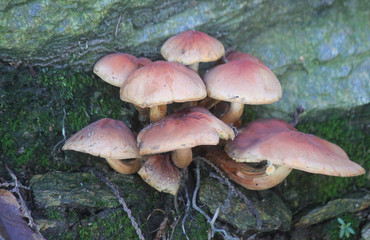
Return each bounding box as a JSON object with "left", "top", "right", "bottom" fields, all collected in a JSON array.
[
  {"left": 234, "top": 164, "right": 292, "bottom": 190},
  {"left": 188, "top": 63, "right": 199, "bottom": 72},
  {"left": 150, "top": 105, "right": 167, "bottom": 122},
  {"left": 134, "top": 105, "right": 149, "bottom": 122},
  {"left": 105, "top": 158, "right": 141, "bottom": 175},
  {"left": 171, "top": 148, "right": 193, "bottom": 168},
  {"left": 207, "top": 149, "right": 292, "bottom": 190},
  {"left": 220, "top": 102, "right": 244, "bottom": 124}
]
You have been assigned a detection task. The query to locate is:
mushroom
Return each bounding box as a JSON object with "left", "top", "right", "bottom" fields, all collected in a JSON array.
[
  {"left": 93, "top": 53, "right": 138, "bottom": 87},
  {"left": 223, "top": 119, "right": 365, "bottom": 190},
  {"left": 161, "top": 30, "right": 225, "bottom": 72},
  {"left": 138, "top": 153, "right": 181, "bottom": 195},
  {"left": 225, "top": 51, "right": 264, "bottom": 64},
  {"left": 137, "top": 106, "right": 235, "bottom": 168},
  {"left": 136, "top": 57, "right": 152, "bottom": 67},
  {"left": 206, "top": 147, "right": 292, "bottom": 190},
  {"left": 62, "top": 118, "right": 141, "bottom": 174},
  {"left": 120, "top": 61, "right": 206, "bottom": 122},
  {"left": 203, "top": 59, "right": 282, "bottom": 125}
]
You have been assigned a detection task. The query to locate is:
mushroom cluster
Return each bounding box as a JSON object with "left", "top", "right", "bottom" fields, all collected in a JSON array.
[{"left": 63, "top": 30, "right": 365, "bottom": 196}]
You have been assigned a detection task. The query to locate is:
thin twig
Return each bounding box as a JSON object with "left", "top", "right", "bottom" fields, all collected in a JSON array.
[
  {"left": 201, "top": 157, "right": 262, "bottom": 230},
  {"left": 2, "top": 159, "right": 44, "bottom": 238},
  {"left": 0, "top": 182, "right": 31, "bottom": 190},
  {"left": 192, "top": 159, "right": 239, "bottom": 240},
  {"left": 181, "top": 186, "right": 191, "bottom": 240},
  {"left": 154, "top": 216, "right": 168, "bottom": 240},
  {"left": 52, "top": 107, "right": 66, "bottom": 153},
  {"left": 115, "top": 14, "right": 122, "bottom": 37},
  {"left": 90, "top": 169, "right": 145, "bottom": 240}
]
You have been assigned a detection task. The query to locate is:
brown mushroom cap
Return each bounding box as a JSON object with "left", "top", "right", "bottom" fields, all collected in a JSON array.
[
  {"left": 63, "top": 118, "right": 139, "bottom": 159},
  {"left": 62, "top": 118, "right": 141, "bottom": 174},
  {"left": 120, "top": 61, "right": 206, "bottom": 108},
  {"left": 226, "top": 51, "right": 264, "bottom": 65},
  {"left": 93, "top": 53, "right": 138, "bottom": 87},
  {"left": 204, "top": 59, "right": 282, "bottom": 105},
  {"left": 226, "top": 119, "right": 365, "bottom": 177},
  {"left": 137, "top": 106, "right": 235, "bottom": 155},
  {"left": 136, "top": 57, "right": 152, "bottom": 67},
  {"left": 161, "top": 30, "right": 225, "bottom": 66},
  {"left": 138, "top": 154, "right": 181, "bottom": 195}
]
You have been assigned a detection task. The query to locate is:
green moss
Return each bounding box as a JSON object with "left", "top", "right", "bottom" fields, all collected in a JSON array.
[
  {"left": 0, "top": 67, "right": 130, "bottom": 173},
  {"left": 60, "top": 209, "right": 143, "bottom": 240},
  {"left": 171, "top": 211, "right": 209, "bottom": 240},
  {"left": 44, "top": 209, "right": 64, "bottom": 221},
  {"left": 282, "top": 112, "right": 369, "bottom": 206}
]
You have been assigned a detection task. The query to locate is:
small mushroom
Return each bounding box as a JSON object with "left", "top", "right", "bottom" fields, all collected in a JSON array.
[
  {"left": 62, "top": 118, "right": 141, "bottom": 174},
  {"left": 225, "top": 51, "right": 264, "bottom": 64},
  {"left": 138, "top": 153, "right": 181, "bottom": 195},
  {"left": 203, "top": 59, "right": 282, "bottom": 125},
  {"left": 137, "top": 106, "right": 235, "bottom": 168},
  {"left": 223, "top": 119, "right": 365, "bottom": 190},
  {"left": 161, "top": 30, "right": 225, "bottom": 72},
  {"left": 120, "top": 61, "right": 206, "bottom": 122},
  {"left": 93, "top": 53, "right": 138, "bottom": 87}
]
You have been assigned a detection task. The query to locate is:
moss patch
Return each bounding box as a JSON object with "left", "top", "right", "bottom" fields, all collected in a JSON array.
[{"left": 0, "top": 66, "right": 134, "bottom": 173}]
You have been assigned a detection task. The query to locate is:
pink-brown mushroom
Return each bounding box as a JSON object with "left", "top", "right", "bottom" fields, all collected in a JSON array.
[
  {"left": 138, "top": 153, "right": 181, "bottom": 195},
  {"left": 203, "top": 59, "right": 282, "bottom": 125},
  {"left": 161, "top": 30, "right": 225, "bottom": 72},
  {"left": 222, "top": 119, "right": 365, "bottom": 190},
  {"left": 137, "top": 106, "right": 235, "bottom": 168},
  {"left": 120, "top": 61, "right": 206, "bottom": 122},
  {"left": 93, "top": 53, "right": 138, "bottom": 87},
  {"left": 62, "top": 118, "right": 141, "bottom": 174}
]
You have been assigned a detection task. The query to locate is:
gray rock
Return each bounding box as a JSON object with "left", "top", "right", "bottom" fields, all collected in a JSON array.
[
  {"left": 199, "top": 176, "right": 292, "bottom": 233},
  {"left": 296, "top": 193, "right": 370, "bottom": 227},
  {"left": 1, "top": 0, "right": 368, "bottom": 122},
  {"left": 362, "top": 222, "right": 370, "bottom": 240},
  {"left": 30, "top": 171, "right": 160, "bottom": 211}
]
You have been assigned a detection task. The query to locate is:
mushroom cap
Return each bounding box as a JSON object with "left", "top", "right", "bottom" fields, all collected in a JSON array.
[
  {"left": 226, "top": 51, "right": 264, "bottom": 65},
  {"left": 62, "top": 118, "right": 140, "bottom": 160},
  {"left": 203, "top": 59, "right": 282, "bottom": 104},
  {"left": 137, "top": 57, "right": 152, "bottom": 67},
  {"left": 138, "top": 154, "right": 181, "bottom": 195},
  {"left": 225, "top": 119, "right": 366, "bottom": 177},
  {"left": 120, "top": 61, "right": 206, "bottom": 108},
  {"left": 161, "top": 30, "right": 225, "bottom": 65},
  {"left": 93, "top": 53, "right": 138, "bottom": 87},
  {"left": 138, "top": 106, "right": 235, "bottom": 155}
]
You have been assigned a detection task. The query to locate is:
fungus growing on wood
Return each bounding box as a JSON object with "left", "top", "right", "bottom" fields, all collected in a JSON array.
[
  {"left": 93, "top": 53, "right": 138, "bottom": 87},
  {"left": 222, "top": 119, "right": 365, "bottom": 190},
  {"left": 203, "top": 59, "right": 282, "bottom": 125},
  {"left": 120, "top": 61, "right": 206, "bottom": 122},
  {"left": 62, "top": 118, "right": 141, "bottom": 174},
  {"left": 137, "top": 106, "right": 235, "bottom": 168},
  {"left": 161, "top": 30, "right": 225, "bottom": 72},
  {"left": 138, "top": 153, "right": 181, "bottom": 195}
]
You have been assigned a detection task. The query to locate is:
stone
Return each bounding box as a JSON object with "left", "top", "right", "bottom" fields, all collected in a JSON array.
[
  {"left": 296, "top": 192, "right": 370, "bottom": 227},
  {"left": 361, "top": 222, "right": 370, "bottom": 240},
  {"left": 1, "top": 0, "right": 368, "bottom": 121},
  {"left": 199, "top": 176, "right": 292, "bottom": 233},
  {"left": 30, "top": 171, "right": 160, "bottom": 211}
]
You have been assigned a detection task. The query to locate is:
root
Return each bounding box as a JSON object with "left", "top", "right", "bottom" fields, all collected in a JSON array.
[{"left": 90, "top": 169, "right": 145, "bottom": 240}]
